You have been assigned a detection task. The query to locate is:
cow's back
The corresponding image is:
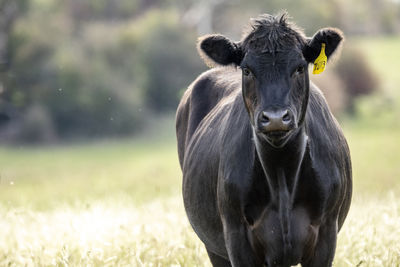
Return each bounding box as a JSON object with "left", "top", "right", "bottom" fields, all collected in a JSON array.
[{"left": 176, "top": 67, "right": 241, "bottom": 167}]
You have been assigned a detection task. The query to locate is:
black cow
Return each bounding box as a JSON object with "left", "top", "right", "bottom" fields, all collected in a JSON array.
[{"left": 176, "top": 13, "right": 352, "bottom": 267}]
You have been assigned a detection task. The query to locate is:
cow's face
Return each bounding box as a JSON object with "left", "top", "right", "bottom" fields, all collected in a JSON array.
[
  {"left": 239, "top": 47, "right": 308, "bottom": 148},
  {"left": 198, "top": 14, "right": 343, "bottom": 148}
]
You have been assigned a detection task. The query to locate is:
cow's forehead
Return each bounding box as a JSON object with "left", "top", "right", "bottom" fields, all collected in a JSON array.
[
  {"left": 241, "top": 48, "right": 304, "bottom": 69},
  {"left": 240, "top": 15, "right": 306, "bottom": 55}
]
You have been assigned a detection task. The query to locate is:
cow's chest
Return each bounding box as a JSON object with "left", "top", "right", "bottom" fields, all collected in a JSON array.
[
  {"left": 243, "top": 160, "right": 327, "bottom": 265},
  {"left": 244, "top": 149, "right": 329, "bottom": 224}
]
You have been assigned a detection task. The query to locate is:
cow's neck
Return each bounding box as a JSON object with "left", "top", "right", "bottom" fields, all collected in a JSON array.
[
  {"left": 254, "top": 126, "right": 308, "bottom": 204},
  {"left": 254, "top": 126, "right": 308, "bottom": 259}
]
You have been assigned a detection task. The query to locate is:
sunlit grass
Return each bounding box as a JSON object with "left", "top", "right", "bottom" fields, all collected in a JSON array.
[
  {"left": 0, "top": 195, "right": 398, "bottom": 266},
  {"left": 0, "top": 196, "right": 208, "bottom": 267},
  {"left": 344, "top": 127, "right": 400, "bottom": 196},
  {"left": 335, "top": 194, "right": 400, "bottom": 267},
  {"left": 0, "top": 125, "right": 399, "bottom": 266},
  {"left": 1, "top": 117, "right": 400, "bottom": 266}
]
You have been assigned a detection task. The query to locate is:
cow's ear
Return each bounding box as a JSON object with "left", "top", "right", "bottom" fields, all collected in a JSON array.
[
  {"left": 303, "top": 28, "right": 344, "bottom": 63},
  {"left": 197, "top": 34, "right": 243, "bottom": 67}
]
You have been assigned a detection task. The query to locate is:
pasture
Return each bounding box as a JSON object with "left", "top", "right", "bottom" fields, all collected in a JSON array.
[{"left": 1, "top": 37, "right": 400, "bottom": 266}]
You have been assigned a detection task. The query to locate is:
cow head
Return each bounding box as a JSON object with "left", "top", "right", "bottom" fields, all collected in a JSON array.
[{"left": 198, "top": 13, "right": 343, "bottom": 148}]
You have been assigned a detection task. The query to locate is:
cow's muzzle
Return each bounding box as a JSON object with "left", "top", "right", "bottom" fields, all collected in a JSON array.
[
  {"left": 256, "top": 109, "right": 295, "bottom": 147},
  {"left": 257, "top": 109, "right": 294, "bottom": 132}
]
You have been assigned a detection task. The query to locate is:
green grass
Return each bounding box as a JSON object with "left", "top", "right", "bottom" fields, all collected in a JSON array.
[
  {"left": 345, "top": 127, "right": 400, "bottom": 196},
  {"left": 0, "top": 197, "right": 208, "bottom": 266},
  {"left": 0, "top": 139, "right": 181, "bottom": 210},
  {"left": 335, "top": 194, "right": 400, "bottom": 267},
  {"left": 1, "top": 37, "right": 400, "bottom": 266},
  {"left": 1, "top": 128, "right": 400, "bottom": 266}
]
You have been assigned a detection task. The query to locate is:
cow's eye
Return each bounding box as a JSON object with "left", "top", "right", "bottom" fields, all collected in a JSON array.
[
  {"left": 295, "top": 66, "right": 305, "bottom": 75},
  {"left": 242, "top": 68, "right": 251, "bottom": 76}
]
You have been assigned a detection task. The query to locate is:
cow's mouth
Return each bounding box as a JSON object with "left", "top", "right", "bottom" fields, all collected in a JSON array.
[
  {"left": 262, "top": 130, "right": 292, "bottom": 148},
  {"left": 266, "top": 130, "right": 289, "bottom": 139}
]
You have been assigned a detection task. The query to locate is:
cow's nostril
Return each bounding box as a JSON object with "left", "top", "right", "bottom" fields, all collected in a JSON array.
[
  {"left": 282, "top": 110, "right": 291, "bottom": 123},
  {"left": 261, "top": 111, "right": 270, "bottom": 123},
  {"left": 259, "top": 109, "right": 292, "bottom": 132}
]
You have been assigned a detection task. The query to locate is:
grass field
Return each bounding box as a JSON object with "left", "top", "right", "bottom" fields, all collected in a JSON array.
[
  {"left": 0, "top": 128, "right": 399, "bottom": 267},
  {"left": 1, "top": 37, "right": 400, "bottom": 266}
]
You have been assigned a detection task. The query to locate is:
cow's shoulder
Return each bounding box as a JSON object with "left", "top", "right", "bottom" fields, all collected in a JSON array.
[
  {"left": 306, "top": 82, "right": 349, "bottom": 159},
  {"left": 178, "top": 66, "right": 240, "bottom": 112},
  {"left": 177, "top": 66, "right": 241, "bottom": 164},
  {"left": 189, "top": 66, "right": 241, "bottom": 104},
  {"left": 303, "top": 83, "right": 351, "bottom": 213}
]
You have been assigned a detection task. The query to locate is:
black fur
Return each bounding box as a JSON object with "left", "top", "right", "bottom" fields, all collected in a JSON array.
[
  {"left": 198, "top": 34, "right": 243, "bottom": 66},
  {"left": 303, "top": 28, "right": 344, "bottom": 63},
  {"left": 241, "top": 13, "right": 307, "bottom": 54},
  {"left": 177, "top": 13, "right": 351, "bottom": 267}
]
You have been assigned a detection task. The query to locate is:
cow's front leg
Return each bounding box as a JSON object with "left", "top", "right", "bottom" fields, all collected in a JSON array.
[
  {"left": 221, "top": 217, "right": 261, "bottom": 267},
  {"left": 219, "top": 191, "right": 261, "bottom": 266},
  {"left": 302, "top": 220, "right": 338, "bottom": 267},
  {"left": 218, "top": 165, "right": 261, "bottom": 267}
]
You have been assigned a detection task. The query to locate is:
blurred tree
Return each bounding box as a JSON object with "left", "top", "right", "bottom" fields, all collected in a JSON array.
[
  {"left": 1, "top": 4, "right": 145, "bottom": 141},
  {"left": 332, "top": 0, "right": 400, "bottom": 35},
  {"left": 0, "top": 0, "right": 395, "bottom": 143},
  {"left": 0, "top": 3, "right": 206, "bottom": 142},
  {"left": 126, "top": 9, "right": 205, "bottom": 112},
  {"left": 182, "top": 0, "right": 232, "bottom": 35},
  {"left": 0, "top": 0, "right": 28, "bottom": 138},
  {"left": 205, "top": 0, "right": 338, "bottom": 37},
  {"left": 0, "top": 0, "right": 28, "bottom": 71},
  {"left": 335, "top": 46, "right": 379, "bottom": 114},
  {"left": 311, "top": 69, "right": 347, "bottom": 116},
  {"left": 66, "top": 0, "right": 140, "bottom": 22}
]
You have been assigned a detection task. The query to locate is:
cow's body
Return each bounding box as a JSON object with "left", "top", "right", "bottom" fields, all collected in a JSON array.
[{"left": 176, "top": 14, "right": 352, "bottom": 267}]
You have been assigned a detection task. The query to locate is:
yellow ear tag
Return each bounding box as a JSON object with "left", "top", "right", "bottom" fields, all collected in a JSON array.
[{"left": 312, "top": 43, "right": 327, "bottom": 74}]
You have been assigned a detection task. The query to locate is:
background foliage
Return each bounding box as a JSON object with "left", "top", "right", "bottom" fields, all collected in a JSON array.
[{"left": 1, "top": 0, "right": 399, "bottom": 143}]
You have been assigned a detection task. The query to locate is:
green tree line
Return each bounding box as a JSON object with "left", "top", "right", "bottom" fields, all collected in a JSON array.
[{"left": 0, "top": 0, "right": 397, "bottom": 143}]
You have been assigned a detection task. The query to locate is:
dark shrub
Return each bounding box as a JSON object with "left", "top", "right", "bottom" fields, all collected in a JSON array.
[
  {"left": 311, "top": 69, "right": 347, "bottom": 115},
  {"left": 127, "top": 9, "right": 205, "bottom": 112},
  {"left": 335, "top": 46, "right": 379, "bottom": 113}
]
